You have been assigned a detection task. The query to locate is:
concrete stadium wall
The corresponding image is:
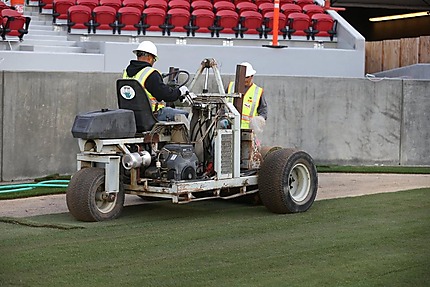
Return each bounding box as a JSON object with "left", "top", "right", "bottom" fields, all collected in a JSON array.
[
  {"left": 0, "top": 42, "right": 365, "bottom": 78},
  {"left": 104, "top": 42, "right": 365, "bottom": 78},
  {"left": 0, "top": 71, "right": 428, "bottom": 181}
]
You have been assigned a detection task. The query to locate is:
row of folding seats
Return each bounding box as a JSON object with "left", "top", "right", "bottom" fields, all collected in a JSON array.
[
  {"left": 67, "top": 5, "right": 143, "bottom": 34},
  {"left": 41, "top": 0, "right": 319, "bottom": 15},
  {"left": 51, "top": 0, "right": 318, "bottom": 17},
  {"left": 41, "top": 0, "right": 317, "bottom": 9},
  {"left": 45, "top": 0, "right": 336, "bottom": 40},
  {"left": 0, "top": 4, "right": 32, "bottom": 41},
  {"left": 66, "top": 2, "right": 336, "bottom": 40}
]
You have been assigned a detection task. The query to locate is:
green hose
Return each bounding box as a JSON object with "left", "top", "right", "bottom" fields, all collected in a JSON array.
[{"left": 0, "top": 180, "right": 69, "bottom": 194}]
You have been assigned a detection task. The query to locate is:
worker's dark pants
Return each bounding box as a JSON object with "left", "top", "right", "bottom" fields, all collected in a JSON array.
[{"left": 156, "top": 107, "right": 189, "bottom": 121}]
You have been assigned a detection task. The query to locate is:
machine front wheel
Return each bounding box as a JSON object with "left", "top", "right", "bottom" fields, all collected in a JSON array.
[
  {"left": 258, "top": 148, "right": 318, "bottom": 214},
  {"left": 66, "top": 167, "right": 124, "bottom": 222}
]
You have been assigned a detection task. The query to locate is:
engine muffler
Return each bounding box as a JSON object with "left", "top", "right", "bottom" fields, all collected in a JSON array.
[{"left": 122, "top": 151, "right": 151, "bottom": 170}]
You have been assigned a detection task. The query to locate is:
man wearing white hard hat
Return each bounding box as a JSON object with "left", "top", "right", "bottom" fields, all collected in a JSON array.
[
  {"left": 122, "top": 40, "right": 189, "bottom": 121},
  {"left": 226, "top": 62, "right": 268, "bottom": 129}
]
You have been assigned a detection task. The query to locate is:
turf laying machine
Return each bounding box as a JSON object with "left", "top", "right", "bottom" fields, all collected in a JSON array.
[{"left": 67, "top": 58, "right": 318, "bottom": 222}]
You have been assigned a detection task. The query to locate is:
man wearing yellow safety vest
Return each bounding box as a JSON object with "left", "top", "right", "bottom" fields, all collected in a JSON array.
[
  {"left": 226, "top": 62, "right": 268, "bottom": 129},
  {"left": 123, "top": 41, "right": 189, "bottom": 121}
]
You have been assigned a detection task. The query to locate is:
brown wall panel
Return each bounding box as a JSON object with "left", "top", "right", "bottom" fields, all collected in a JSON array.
[
  {"left": 400, "top": 37, "right": 419, "bottom": 67},
  {"left": 365, "top": 41, "right": 383, "bottom": 74},
  {"left": 419, "top": 36, "right": 430, "bottom": 63}
]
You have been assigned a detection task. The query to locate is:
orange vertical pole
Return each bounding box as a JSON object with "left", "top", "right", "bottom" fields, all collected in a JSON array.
[{"left": 272, "top": 0, "right": 280, "bottom": 46}]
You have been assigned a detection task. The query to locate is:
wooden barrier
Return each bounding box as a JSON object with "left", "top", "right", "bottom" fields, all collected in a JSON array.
[
  {"left": 365, "top": 35, "right": 430, "bottom": 74},
  {"left": 419, "top": 36, "right": 430, "bottom": 63}
]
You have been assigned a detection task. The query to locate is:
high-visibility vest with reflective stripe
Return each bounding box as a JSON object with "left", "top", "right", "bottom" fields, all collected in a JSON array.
[
  {"left": 227, "top": 82, "right": 263, "bottom": 129},
  {"left": 122, "top": 67, "right": 165, "bottom": 111}
]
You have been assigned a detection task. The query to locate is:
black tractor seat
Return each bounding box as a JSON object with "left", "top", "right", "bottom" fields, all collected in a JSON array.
[{"left": 116, "top": 79, "right": 190, "bottom": 142}]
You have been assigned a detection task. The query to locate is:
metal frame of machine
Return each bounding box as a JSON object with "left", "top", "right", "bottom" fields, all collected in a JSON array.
[{"left": 67, "top": 58, "right": 318, "bottom": 221}]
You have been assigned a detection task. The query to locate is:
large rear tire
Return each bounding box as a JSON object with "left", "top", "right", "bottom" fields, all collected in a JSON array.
[
  {"left": 258, "top": 148, "right": 318, "bottom": 214},
  {"left": 66, "top": 167, "right": 125, "bottom": 222},
  {"left": 259, "top": 145, "right": 282, "bottom": 161}
]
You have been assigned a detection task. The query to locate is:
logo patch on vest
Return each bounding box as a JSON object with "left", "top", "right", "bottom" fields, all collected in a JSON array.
[{"left": 120, "top": 85, "right": 135, "bottom": 100}]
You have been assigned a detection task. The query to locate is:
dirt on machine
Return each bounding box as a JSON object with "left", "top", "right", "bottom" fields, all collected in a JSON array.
[{"left": 67, "top": 58, "right": 318, "bottom": 222}]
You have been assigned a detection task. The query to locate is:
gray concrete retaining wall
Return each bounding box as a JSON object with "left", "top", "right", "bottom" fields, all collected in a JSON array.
[
  {"left": 0, "top": 71, "right": 428, "bottom": 181},
  {"left": 401, "top": 80, "right": 430, "bottom": 165}
]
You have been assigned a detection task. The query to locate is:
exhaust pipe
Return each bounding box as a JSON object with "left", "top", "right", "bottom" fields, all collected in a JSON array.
[{"left": 122, "top": 151, "right": 151, "bottom": 170}]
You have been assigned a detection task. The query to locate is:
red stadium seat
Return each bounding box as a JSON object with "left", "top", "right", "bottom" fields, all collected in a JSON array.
[
  {"left": 168, "top": 0, "right": 190, "bottom": 11},
  {"left": 233, "top": 0, "right": 252, "bottom": 5},
  {"left": 262, "top": 11, "right": 286, "bottom": 38},
  {"left": 100, "top": 0, "right": 122, "bottom": 12},
  {"left": 39, "top": 0, "right": 54, "bottom": 13},
  {"left": 163, "top": 7, "right": 190, "bottom": 35},
  {"left": 302, "top": 4, "right": 323, "bottom": 19},
  {"left": 191, "top": 0, "right": 213, "bottom": 11},
  {"left": 0, "top": 2, "right": 9, "bottom": 8},
  {"left": 117, "top": 6, "right": 144, "bottom": 34},
  {"left": 122, "top": 0, "right": 145, "bottom": 12},
  {"left": 145, "top": 0, "right": 167, "bottom": 11},
  {"left": 236, "top": 1, "right": 257, "bottom": 14},
  {"left": 212, "top": 9, "right": 239, "bottom": 37},
  {"left": 238, "top": 10, "right": 263, "bottom": 38},
  {"left": 280, "top": 0, "right": 294, "bottom": 5},
  {"left": 188, "top": 9, "right": 214, "bottom": 36},
  {"left": 76, "top": 0, "right": 99, "bottom": 10},
  {"left": 309, "top": 13, "right": 337, "bottom": 40},
  {"left": 280, "top": 3, "right": 301, "bottom": 18},
  {"left": 254, "top": 0, "right": 270, "bottom": 7},
  {"left": 213, "top": 1, "right": 235, "bottom": 12},
  {"left": 52, "top": 0, "right": 76, "bottom": 24},
  {"left": 258, "top": 2, "right": 273, "bottom": 16},
  {"left": 1, "top": 9, "right": 31, "bottom": 40},
  {"left": 294, "top": 0, "right": 314, "bottom": 8},
  {"left": 281, "top": 12, "right": 310, "bottom": 39},
  {"left": 0, "top": 1, "right": 10, "bottom": 11},
  {"left": 142, "top": 7, "right": 166, "bottom": 32},
  {"left": 92, "top": 5, "right": 117, "bottom": 33},
  {"left": 67, "top": 4, "right": 93, "bottom": 33}
]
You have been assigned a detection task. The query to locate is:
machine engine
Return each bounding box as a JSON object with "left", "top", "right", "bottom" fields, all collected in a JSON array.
[
  {"left": 143, "top": 144, "right": 199, "bottom": 181},
  {"left": 159, "top": 144, "right": 199, "bottom": 181}
]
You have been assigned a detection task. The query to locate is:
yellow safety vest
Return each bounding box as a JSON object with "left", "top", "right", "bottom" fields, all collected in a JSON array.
[
  {"left": 122, "top": 67, "right": 165, "bottom": 111},
  {"left": 227, "top": 82, "right": 263, "bottom": 129}
]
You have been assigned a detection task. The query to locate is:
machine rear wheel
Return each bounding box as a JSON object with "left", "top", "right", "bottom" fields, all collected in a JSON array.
[
  {"left": 258, "top": 148, "right": 318, "bottom": 214},
  {"left": 66, "top": 167, "right": 124, "bottom": 222},
  {"left": 259, "top": 145, "right": 282, "bottom": 161}
]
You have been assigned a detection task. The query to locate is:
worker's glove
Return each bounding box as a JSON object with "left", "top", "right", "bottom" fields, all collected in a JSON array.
[
  {"left": 179, "top": 86, "right": 196, "bottom": 105},
  {"left": 250, "top": 116, "right": 266, "bottom": 134},
  {"left": 179, "top": 86, "right": 189, "bottom": 96}
]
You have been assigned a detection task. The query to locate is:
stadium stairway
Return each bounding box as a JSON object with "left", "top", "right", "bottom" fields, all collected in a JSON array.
[
  {"left": 0, "top": 3, "right": 105, "bottom": 71},
  {"left": 14, "top": 5, "right": 100, "bottom": 54}
]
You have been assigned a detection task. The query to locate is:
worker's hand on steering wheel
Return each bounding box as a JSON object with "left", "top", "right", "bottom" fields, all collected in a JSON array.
[{"left": 179, "top": 86, "right": 197, "bottom": 105}]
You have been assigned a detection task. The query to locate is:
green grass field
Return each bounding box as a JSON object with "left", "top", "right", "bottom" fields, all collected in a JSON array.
[{"left": 1, "top": 188, "right": 429, "bottom": 287}]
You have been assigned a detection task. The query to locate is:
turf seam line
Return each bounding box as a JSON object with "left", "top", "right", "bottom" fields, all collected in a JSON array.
[{"left": 0, "top": 217, "right": 85, "bottom": 230}]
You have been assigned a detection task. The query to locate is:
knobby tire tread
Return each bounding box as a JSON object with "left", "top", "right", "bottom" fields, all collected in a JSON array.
[
  {"left": 258, "top": 148, "right": 318, "bottom": 214},
  {"left": 66, "top": 168, "right": 124, "bottom": 222},
  {"left": 259, "top": 148, "right": 298, "bottom": 213}
]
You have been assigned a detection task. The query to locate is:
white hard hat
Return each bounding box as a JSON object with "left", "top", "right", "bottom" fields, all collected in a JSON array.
[
  {"left": 240, "top": 62, "right": 256, "bottom": 77},
  {"left": 133, "top": 41, "right": 158, "bottom": 60}
]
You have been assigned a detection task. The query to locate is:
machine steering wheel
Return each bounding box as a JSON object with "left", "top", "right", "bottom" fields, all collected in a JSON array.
[{"left": 162, "top": 70, "right": 190, "bottom": 88}]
